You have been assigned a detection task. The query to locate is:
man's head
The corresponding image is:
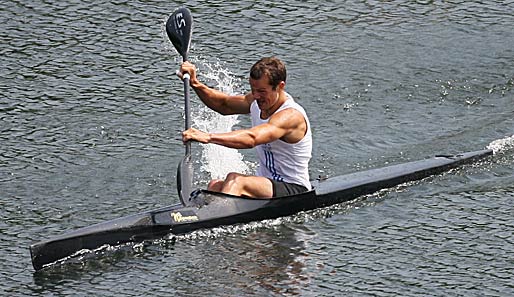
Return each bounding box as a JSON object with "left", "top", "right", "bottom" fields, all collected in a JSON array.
[{"left": 250, "top": 57, "right": 286, "bottom": 90}]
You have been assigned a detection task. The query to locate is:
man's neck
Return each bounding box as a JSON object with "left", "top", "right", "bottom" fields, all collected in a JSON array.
[{"left": 261, "top": 91, "right": 287, "bottom": 119}]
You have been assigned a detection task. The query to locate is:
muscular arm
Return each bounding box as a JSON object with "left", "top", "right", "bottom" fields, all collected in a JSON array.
[
  {"left": 183, "top": 108, "right": 307, "bottom": 149},
  {"left": 181, "top": 62, "right": 252, "bottom": 115}
]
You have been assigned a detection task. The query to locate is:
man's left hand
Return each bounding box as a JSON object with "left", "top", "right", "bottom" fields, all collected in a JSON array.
[{"left": 182, "top": 128, "right": 210, "bottom": 144}]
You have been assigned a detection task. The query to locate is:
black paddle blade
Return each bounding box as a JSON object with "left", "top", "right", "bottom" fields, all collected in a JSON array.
[
  {"left": 177, "top": 154, "right": 194, "bottom": 206},
  {"left": 166, "top": 7, "right": 193, "bottom": 61}
]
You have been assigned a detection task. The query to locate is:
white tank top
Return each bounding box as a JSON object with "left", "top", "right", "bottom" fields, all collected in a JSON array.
[{"left": 250, "top": 93, "right": 312, "bottom": 189}]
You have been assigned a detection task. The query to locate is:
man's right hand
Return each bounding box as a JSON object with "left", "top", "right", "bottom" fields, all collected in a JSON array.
[
  {"left": 179, "top": 61, "right": 199, "bottom": 87},
  {"left": 177, "top": 61, "right": 251, "bottom": 116}
]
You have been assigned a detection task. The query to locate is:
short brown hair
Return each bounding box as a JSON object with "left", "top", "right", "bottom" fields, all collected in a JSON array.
[{"left": 250, "top": 57, "right": 286, "bottom": 90}]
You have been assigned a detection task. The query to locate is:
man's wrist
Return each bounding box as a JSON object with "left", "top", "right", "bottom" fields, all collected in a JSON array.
[{"left": 190, "top": 78, "right": 202, "bottom": 89}]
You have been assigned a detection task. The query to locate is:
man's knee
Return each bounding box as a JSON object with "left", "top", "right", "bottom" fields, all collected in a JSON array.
[
  {"left": 208, "top": 179, "right": 223, "bottom": 191},
  {"left": 225, "top": 172, "right": 244, "bottom": 182},
  {"left": 223, "top": 172, "right": 247, "bottom": 191}
]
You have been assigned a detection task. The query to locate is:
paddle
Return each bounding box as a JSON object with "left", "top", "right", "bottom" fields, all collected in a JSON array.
[{"left": 166, "top": 7, "right": 194, "bottom": 206}]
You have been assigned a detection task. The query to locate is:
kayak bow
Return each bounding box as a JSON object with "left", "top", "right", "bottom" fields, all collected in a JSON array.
[{"left": 30, "top": 149, "right": 492, "bottom": 271}]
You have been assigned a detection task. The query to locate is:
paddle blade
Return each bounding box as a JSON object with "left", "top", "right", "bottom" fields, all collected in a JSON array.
[
  {"left": 166, "top": 7, "right": 193, "bottom": 61},
  {"left": 177, "top": 154, "right": 194, "bottom": 206}
]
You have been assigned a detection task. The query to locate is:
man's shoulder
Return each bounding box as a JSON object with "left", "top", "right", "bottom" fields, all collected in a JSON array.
[
  {"left": 270, "top": 107, "right": 305, "bottom": 128},
  {"left": 277, "top": 98, "right": 308, "bottom": 119}
]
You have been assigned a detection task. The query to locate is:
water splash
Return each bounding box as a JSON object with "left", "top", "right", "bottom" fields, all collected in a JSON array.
[
  {"left": 194, "top": 107, "right": 252, "bottom": 180},
  {"left": 191, "top": 60, "right": 254, "bottom": 181},
  {"left": 487, "top": 135, "right": 514, "bottom": 155}
]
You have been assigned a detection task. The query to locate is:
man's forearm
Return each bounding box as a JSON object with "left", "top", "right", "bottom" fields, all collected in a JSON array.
[
  {"left": 208, "top": 130, "right": 257, "bottom": 149},
  {"left": 190, "top": 79, "right": 229, "bottom": 113}
]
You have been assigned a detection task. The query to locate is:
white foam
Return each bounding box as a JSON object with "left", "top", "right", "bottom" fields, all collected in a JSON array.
[
  {"left": 191, "top": 61, "right": 254, "bottom": 181},
  {"left": 487, "top": 134, "right": 514, "bottom": 154}
]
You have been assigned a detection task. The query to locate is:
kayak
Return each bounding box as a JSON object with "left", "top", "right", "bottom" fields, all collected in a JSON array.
[{"left": 30, "top": 148, "right": 492, "bottom": 271}]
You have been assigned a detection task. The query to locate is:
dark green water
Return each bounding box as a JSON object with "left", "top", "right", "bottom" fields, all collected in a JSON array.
[{"left": 1, "top": 1, "right": 513, "bottom": 296}]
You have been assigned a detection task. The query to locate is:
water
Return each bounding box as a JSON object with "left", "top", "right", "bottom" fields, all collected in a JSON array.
[{"left": 1, "top": 0, "right": 513, "bottom": 296}]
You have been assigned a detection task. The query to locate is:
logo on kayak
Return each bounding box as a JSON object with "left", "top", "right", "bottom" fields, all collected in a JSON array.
[{"left": 170, "top": 211, "right": 198, "bottom": 223}]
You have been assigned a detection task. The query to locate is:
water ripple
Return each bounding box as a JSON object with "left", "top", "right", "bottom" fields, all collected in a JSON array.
[{"left": 1, "top": 1, "right": 513, "bottom": 296}]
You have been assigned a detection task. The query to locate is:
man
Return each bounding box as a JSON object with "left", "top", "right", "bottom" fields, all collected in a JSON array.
[{"left": 180, "top": 57, "right": 311, "bottom": 198}]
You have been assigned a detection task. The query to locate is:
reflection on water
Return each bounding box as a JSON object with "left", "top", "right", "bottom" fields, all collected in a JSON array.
[{"left": 207, "top": 225, "right": 311, "bottom": 295}]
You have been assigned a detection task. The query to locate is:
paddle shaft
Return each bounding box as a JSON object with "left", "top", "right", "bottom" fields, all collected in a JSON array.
[{"left": 182, "top": 61, "right": 191, "bottom": 156}]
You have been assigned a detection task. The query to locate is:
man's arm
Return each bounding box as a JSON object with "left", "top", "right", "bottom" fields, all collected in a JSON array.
[
  {"left": 183, "top": 108, "right": 307, "bottom": 148},
  {"left": 180, "top": 62, "right": 252, "bottom": 115}
]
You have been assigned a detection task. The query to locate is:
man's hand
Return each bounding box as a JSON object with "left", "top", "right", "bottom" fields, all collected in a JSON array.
[
  {"left": 182, "top": 128, "right": 210, "bottom": 144},
  {"left": 179, "top": 61, "right": 199, "bottom": 87}
]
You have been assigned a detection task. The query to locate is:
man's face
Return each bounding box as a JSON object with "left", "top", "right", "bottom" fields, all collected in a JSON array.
[{"left": 249, "top": 76, "right": 281, "bottom": 111}]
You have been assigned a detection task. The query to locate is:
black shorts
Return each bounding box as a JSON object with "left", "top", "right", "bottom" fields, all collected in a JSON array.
[{"left": 269, "top": 179, "right": 309, "bottom": 197}]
